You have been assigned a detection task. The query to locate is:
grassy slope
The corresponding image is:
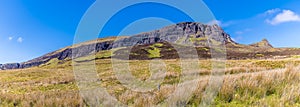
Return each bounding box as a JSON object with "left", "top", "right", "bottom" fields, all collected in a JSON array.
[
  {"left": 1, "top": 39, "right": 300, "bottom": 106},
  {"left": 0, "top": 53, "right": 300, "bottom": 106}
]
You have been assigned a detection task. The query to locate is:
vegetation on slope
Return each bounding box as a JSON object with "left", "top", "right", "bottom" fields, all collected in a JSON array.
[
  {"left": 146, "top": 43, "right": 163, "bottom": 58},
  {"left": 0, "top": 55, "right": 300, "bottom": 106}
]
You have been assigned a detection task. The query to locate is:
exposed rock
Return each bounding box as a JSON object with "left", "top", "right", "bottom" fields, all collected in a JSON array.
[
  {"left": 113, "top": 22, "right": 236, "bottom": 48},
  {"left": 0, "top": 22, "right": 252, "bottom": 70},
  {"left": 1, "top": 63, "right": 20, "bottom": 70},
  {"left": 0, "top": 64, "right": 3, "bottom": 70},
  {"left": 250, "top": 39, "right": 273, "bottom": 48},
  {"left": 17, "top": 41, "right": 114, "bottom": 69}
]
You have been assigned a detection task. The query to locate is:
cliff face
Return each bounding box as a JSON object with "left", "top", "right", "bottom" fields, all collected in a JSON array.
[
  {"left": 0, "top": 41, "right": 115, "bottom": 70},
  {"left": 113, "top": 22, "right": 235, "bottom": 48},
  {"left": 0, "top": 22, "right": 236, "bottom": 70}
]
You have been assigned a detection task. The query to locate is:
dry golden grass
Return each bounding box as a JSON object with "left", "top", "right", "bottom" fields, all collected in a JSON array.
[
  {"left": 0, "top": 58, "right": 300, "bottom": 106},
  {"left": 213, "top": 64, "right": 300, "bottom": 106}
]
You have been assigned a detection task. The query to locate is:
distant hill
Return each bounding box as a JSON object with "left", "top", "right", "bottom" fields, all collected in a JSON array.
[
  {"left": 1, "top": 22, "right": 300, "bottom": 70},
  {"left": 250, "top": 39, "right": 273, "bottom": 48}
]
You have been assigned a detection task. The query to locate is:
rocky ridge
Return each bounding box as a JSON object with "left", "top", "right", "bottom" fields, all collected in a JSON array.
[{"left": 0, "top": 22, "right": 284, "bottom": 70}]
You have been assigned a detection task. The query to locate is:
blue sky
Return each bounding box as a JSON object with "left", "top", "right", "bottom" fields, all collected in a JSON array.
[{"left": 0, "top": 0, "right": 300, "bottom": 63}]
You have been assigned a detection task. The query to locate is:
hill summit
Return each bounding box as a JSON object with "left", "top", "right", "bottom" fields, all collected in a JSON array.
[{"left": 250, "top": 39, "right": 273, "bottom": 48}]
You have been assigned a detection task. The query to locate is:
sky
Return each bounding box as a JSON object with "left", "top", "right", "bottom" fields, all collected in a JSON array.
[{"left": 0, "top": 0, "right": 300, "bottom": 63}]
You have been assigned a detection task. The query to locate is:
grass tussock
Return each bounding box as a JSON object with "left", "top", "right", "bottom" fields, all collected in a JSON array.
[{"left": 215, "top": 65, "right": 300, "bottom": 106}]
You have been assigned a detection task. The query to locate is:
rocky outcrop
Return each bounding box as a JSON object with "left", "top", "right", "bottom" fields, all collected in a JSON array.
[
  {"left": 0, "top": 41, "right": 115, "bottom": 70},
  {"left": 113, "top": 22, "right": 236, "bottom": 48},
  {"left": 0, "top": 22, "right": 237, "bottom": 70},
  {"left": 18, "top": 41, "right": 114, "bottom": 69},
  {"left": 0, "top": 63, "right": 20, "bottom": 70},
  {"left": 250, "top": 39, "right": 273, "bottom": 48}
]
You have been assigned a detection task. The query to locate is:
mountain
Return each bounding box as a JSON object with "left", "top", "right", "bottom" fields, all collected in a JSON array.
[{"left": 0, "top": 22, "right": 299, "bottom": 70}]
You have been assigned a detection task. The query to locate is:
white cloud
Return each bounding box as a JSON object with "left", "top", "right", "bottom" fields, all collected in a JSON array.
[
  {"left": 266, "top": 10, "right": 300, "bottom": 25},
  {"left": 206, "top": 20, "right": 222, "bottom": 26},
  {"left": 206, "top": 20, "right": 234, "bottom": 27},
  {"left": 8, "top": 37, "right": 13, "bottom": 41},
  {"left": 265, "top": 8, "right": 281, "bottom": 15},
  {"left": 17, "top": 37, "right": 23, "bottom": 43}
]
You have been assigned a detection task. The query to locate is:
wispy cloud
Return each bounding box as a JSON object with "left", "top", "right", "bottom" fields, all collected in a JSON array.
[
  {"left": 17, "top": 37, "right": 23, "bottom": 43},
  {"left": 206, "top": 20, "right": 222, "bottom": 26},
  {"left": 206, "top": 20, "right": 235, "bottom": 28},
  {"left": 264, "top": 8, "right": 281, "bottom": 15},
  {"left": 8, "top": 37, "right": 13, "bottom": 41},
  {"left": 233, "top": 29, "right": 250, "bottom": 42},
  {"left": 266, "top": 9, "right": 300, "bottom": 25},
  {"left": 235, "top": 28, "right": 252, "bottom": 35}
]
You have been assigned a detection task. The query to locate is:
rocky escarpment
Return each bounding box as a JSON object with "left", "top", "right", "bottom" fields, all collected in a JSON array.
[
  {"left": 0, "top": 40, "right": 115, "bottom": 70},
  {"left": 112, "top": 22, "right": 236, "bottom": 48},
  {"left": 0, "top": 22, "right": 242, "bottom": 70},
  {"left": 0, "top": 63, "right": 20, "bottom": 70}
]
